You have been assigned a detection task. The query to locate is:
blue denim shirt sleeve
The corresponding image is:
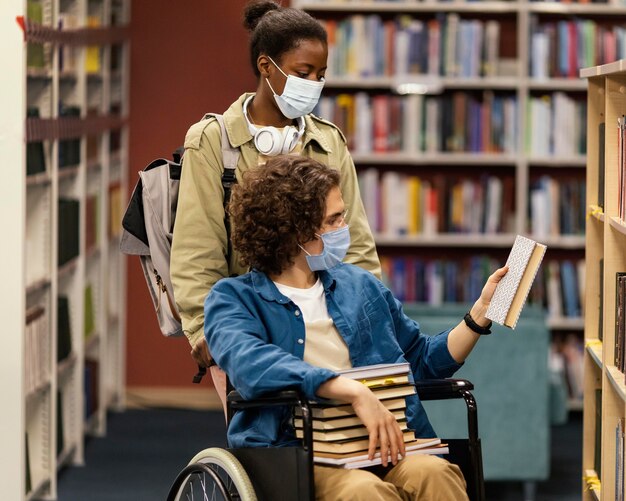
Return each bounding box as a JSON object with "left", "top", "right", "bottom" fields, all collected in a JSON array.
[
  {"left": 378, "top": 282, "right": 463, "bottom": 379},
  {"left": 204, "top": 278, "right": 337, "bottom": 401}
]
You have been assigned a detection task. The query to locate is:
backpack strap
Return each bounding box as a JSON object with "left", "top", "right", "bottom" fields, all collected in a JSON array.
[
  {"left": 204, "top": 113, "right": 239, "bottom": 203},
  {"left": 205, "top": 113, "right": 240, "bottom": 279}
]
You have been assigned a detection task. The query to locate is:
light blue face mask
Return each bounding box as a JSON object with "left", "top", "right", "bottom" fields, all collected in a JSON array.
[
  {"left": 265, "top": 55, "right": 325, "bottom": 119},
  {"left": 301, "top": 225, "right": 350, "bottom": 271}
]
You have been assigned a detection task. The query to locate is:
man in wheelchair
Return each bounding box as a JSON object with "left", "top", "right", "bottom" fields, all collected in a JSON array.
[{"left": 203, "top": 155, "right": 507, "bottom": 500}]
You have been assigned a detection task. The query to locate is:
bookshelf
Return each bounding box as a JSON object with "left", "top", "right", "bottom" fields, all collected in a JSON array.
[
  {"left": 1, "top": 0, "right": 129, "bottom": 499},
  {"left": 292, "top": 0, "right": 626, "bottom": 409},
  {"left": 580, "top": 59, "right": 626, "bottom": 501}
]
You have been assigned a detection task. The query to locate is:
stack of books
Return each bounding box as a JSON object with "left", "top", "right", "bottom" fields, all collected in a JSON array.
[{"left": 294, "top": 362, "right": 448, "bottom": 469}]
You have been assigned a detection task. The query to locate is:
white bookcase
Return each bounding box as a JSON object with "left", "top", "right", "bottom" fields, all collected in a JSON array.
[
  {"left": 1, "top": 0, "right": 129, "bottom": 499},
  {"left": 292, "top": 0, "right": 626, "bottom": 408}
]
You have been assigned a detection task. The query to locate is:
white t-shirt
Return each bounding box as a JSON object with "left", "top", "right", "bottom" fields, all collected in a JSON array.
[{"left": 274, "top": 278, "right": 352, "bottom": 371}]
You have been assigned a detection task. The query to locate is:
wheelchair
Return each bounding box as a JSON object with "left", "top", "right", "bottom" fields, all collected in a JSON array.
[{"left": 166, "top": 377, "right": 485, "bottom": 501}]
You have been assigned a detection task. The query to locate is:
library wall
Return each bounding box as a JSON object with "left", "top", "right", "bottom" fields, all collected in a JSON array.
[{"left": 126, "top": 0, "right": 255, "bottom": 386}]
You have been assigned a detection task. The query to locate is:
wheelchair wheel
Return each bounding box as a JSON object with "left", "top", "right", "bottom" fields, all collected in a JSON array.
[{"left": 167, "top": 447, "right": 257, "bottom": 501}]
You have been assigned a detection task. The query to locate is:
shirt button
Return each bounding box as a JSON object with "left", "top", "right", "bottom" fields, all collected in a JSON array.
[
  {"left": 297, "top": 339, "right": 304, "bottom": 344},
  {"left": 295, "top": 310, "right": 300, "bottom": 316}
]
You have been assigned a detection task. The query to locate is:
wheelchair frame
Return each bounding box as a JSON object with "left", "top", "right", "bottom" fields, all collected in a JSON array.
[{"left": 167, "top": 378, "right": 485, "bottom": 501}]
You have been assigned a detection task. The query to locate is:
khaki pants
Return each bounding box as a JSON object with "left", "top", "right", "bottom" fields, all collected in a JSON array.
[{"left": 314, "top": 454, "right": 469, "bottom": 501}]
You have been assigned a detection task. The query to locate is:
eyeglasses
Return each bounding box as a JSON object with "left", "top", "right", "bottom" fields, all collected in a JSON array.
[{"left": 323, "top": 209, "right": 349, "bottom": 230}]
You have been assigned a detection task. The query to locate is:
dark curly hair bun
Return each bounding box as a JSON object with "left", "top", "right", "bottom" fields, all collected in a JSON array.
[{"left": 243, "top": 0, "right": 280, "bottom": 32}]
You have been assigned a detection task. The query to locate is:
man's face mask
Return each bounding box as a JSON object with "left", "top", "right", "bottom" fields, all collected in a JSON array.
[
  {"left": 300, "top": 225, "right": 350, "bottom": 272},
  {"left": 265, "top": 55, "right": 325, "bottom": 119}
]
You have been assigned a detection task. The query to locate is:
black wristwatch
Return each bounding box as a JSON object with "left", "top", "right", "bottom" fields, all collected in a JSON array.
[{"left": 464, "top": 312, "right": 492, "bottom": 335}]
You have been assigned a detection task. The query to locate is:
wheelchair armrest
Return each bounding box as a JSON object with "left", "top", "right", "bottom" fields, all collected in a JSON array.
[
  {"left": 227, "top": 389, "right": 305, "bottom": 410},
  {"left": 415, "top": 379, "right": 474, "bottom": 401},
  {"left": 226, "top": 389, "right": 316, "bottom": 453}
]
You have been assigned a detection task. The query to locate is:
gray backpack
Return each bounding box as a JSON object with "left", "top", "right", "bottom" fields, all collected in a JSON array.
[{"left": 120, "top": 114, "right": 239, "bottom": 338}]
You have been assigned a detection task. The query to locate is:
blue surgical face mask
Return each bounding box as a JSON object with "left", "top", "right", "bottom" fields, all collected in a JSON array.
[
  {"left": 300, "top": 225, "right": 350, "bottom": 271},
  {"left": 265, "top": 55, "right": 325, "bottom": 119}
]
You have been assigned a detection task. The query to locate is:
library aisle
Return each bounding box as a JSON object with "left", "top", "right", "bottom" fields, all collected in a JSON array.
[{"left": 56, "top": 407, "right": 582, "bottom": 501}]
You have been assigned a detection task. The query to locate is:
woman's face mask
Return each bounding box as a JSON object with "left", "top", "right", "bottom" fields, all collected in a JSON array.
[
  {"left": 265, "top": 55, "right": 325, "bottom": 119},
  {"left": 300, "top": 225, "right": 350, "bottom": 272}
]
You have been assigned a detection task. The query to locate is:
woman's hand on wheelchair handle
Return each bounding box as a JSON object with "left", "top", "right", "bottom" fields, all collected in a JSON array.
[
  {"left": 191, "top": 337, "right": 213, "bottom": 367},
  {"left": 317, "top": 376, "right": 405, "bottom": 467}
]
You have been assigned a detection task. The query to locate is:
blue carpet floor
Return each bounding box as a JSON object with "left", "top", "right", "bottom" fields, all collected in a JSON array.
[{"left": 57, "top": 408, "right": 581, "bottom": 501}]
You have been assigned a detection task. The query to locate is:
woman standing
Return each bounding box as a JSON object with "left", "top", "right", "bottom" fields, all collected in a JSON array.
[{"left": 171, "top": 1, "right": 380, "bottom": 369}]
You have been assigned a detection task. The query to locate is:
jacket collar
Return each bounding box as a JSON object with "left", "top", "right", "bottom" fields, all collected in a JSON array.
[
  {"left": 223, "top": 93, "right": 333, "bottom": 154},
  {"left": 250, "top": 268, "right": 337, "bottom": 303}
]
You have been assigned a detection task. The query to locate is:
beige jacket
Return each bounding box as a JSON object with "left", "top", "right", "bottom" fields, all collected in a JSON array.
[{"left": 171, "top": 93, "right": 381, "bottom": 346}]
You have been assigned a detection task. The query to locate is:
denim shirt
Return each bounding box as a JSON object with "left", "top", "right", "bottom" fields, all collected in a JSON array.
[{"left": 204, "top": 263, "right": 462, "bottom": 448}]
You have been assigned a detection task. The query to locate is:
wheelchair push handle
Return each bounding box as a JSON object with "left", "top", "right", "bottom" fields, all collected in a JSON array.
[{"left": 414, "top": 378, "right": 474, "bottom": 401}]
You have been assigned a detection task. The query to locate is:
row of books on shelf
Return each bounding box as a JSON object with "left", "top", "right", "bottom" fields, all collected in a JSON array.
[
  {"left": 52, "top": 189, "right": 121, "bottom": 268},
  {"left": 380, "top": 255, "right": 584, "bottom": 319},
  {"left": 529, "top": 18, "right": 626, "bottom": 79},
  {"left": 293, "top": 362, "right": 447, "bottom": 468},
  {"left": 617, "top": 117, "right": 626, "bottom": 221},
  {"left": 550, "top": 334, "right": 584, "bottom": 401},
  {"left": 529, "top": 175, "right": 586, "bottom": 238},
  {"left": 617, "top": 418, "right": 625, "bottom": 501},
  {"left": 57, "top": 284, "right": 97, "bottom": 363},
  {"left": 526, "top": 93, "right": 586, "bottom": 157},
  {"left": 321, "top": 13, "right": 501, "bottom": 79},
  {"left": 86, "top": 194, "right": 100, "bottom": 251},
  {"left": 380, "top": 255, "right": 496, "bottom": 304},
  {"left": 26, "top": 105, "right": 82, "bottom": 174},
  {"left": 533, "top": 259, "right": 585, "bottom": 319},
  {"left": 359, "top": 169, "right": 516, "bottom": 236},
  {"left": 26, "top": 7, "right": 103, "bottom": 75},
  {"left": 317, "top": 91, "right": 518, "bottom": 155},
  {"left": 25, "top": 305, "right": 50, "bottom": 395},
  {"left": 84, "top": 358, "right": 100, "bottom": 420},
  {"left": 612, "top": 273, "right": 626, "bottom": 377}
]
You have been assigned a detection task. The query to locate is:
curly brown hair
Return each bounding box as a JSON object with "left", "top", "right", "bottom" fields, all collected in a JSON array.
[{"left": 229, "top": 155, "right": 340, "bottom": 276}]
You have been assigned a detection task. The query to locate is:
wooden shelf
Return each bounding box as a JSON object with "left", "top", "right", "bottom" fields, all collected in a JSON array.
[
  {"left": 297, "top": 1, "right": 521, "bottom": 13},
  {"left": 548, "top": 316, "right": 584, "bottom": 330},
  {"left": 325, "top": 75, "right": 520, "bottom": 90},
  {"left": 588, "top": 205, "right": 605, "bottom": 222},
  {"left": 581, "top": 60, "right": 626, "bottom": 500},
  {"left": 25, "top": 479, "right": 51, "bottom": 501},
  {"left": 351, "top": 152, "right": 518, "bottom": 166},
  {"left": 584, "top": 469, "right": 601, "bottom": 501},
  {"left": 606, "top": 364, "right": 626, "bottom": 404},
  {"left": 374, "top": 232, "right": 517, "bottom": 247},
  {"left": 609, "top": 216, "right": 626, "bottom": 236},
  {"left": 586, "top": 340, "right": 603, "bottom": 370}
]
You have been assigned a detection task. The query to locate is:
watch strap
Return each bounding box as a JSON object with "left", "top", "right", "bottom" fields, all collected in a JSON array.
[{"left": 464, "top": 312, "right": 492, "bottom": 335}]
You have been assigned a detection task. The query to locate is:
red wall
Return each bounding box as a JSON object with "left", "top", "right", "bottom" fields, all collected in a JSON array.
[{"left": 127, "top": 0, "right": 255, "bottom": 386}]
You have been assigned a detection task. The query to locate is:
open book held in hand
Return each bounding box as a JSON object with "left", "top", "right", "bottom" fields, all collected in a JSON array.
[{"left": 486, "top": 234, "right": 547, "bottom": 329}]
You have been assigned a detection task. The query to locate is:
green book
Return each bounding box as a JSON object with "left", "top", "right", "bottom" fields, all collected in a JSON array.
[
  {"left": 84, "top": 284, "right": 95, "bottom": 338},
  {"left": 26, "top": 1, "right": 45, "bottom": 69}
]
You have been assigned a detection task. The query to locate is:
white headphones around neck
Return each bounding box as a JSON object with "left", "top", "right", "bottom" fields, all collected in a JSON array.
[{"left": 243, "top": 96, "right": 305, "bottom": 156}]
